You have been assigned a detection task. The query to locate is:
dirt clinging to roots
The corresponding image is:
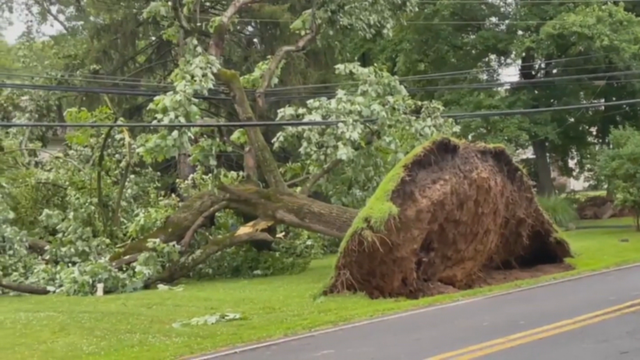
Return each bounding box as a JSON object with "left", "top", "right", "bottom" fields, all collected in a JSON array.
[{"left": 325, "top": 138, "right": 573, "bottom": 299}]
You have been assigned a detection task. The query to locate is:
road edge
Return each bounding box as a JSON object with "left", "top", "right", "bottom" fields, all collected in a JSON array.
[{"left": 184, "top": 262, "right": 640, "bottom": 360}]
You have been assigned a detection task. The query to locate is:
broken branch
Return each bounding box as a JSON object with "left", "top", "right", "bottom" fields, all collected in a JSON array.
[
  {"left": 145, "top": 231, "right": 274, "bottom": 286},
  {"left": 213, "top": 69, "right": 288, "bottom": 190},
  {"left": 27, "top": 240, "right": 50, "bottom": 256},
  {"left": 208, "top": 0, "right": 260, "bottom": 57},
  {"left": 180, "top": 201, "right": 229, "bottom": 249},
  {"left": 0, "top": 280, "right": 50, "bottom": 295},
  {"left": 301, "top": 159, "right": 342, "bottom": 195},
  {"left": 112, "top": 253, "right": 140, "bottom": 270},
  {"left": 255, "top": 17, "right": 319, "bottom": 118},
  {"left": 171, "top": 0, "right": 210, "bottom": 36},
  {"left": 109, "top": 192, "right": 228, "bottom": 261}
]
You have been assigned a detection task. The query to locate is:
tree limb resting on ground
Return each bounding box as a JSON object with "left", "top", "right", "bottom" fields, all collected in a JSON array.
[
  {"left": 0, "top": 280, "right": 50, "bottom": 295},
  {"left": 144, "top": 231, "right": 274, "bottom": 287}
]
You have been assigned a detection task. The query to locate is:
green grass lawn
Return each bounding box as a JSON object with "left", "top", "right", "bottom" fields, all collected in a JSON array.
[
  {"left": 2, "top": 218, "right": 640, "bottom": 360},
  {"left": 577, "top": 216, "right": 635, "bottom": 227}
]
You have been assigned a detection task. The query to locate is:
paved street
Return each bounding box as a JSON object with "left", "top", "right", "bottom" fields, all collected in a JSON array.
[
  {"left": 190, "top": 266, "right": 640, "bottom": 360},
  {"left": 484, "top": 310, "right": 640, "bottom": 360}
]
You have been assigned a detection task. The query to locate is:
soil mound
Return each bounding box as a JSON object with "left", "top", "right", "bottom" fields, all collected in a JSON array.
[{"left": 325, "top": 137, "right": 573, "bottom": 299}]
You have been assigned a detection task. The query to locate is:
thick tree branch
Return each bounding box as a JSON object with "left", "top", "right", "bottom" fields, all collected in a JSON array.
[
  {"left": 171, "top": 0, "right": 210, "bottom": 36},
  {"left": 28, "top": 240, "right": 50, "bottom": 256},
  {"left": 208, "top": 0, "right": 260, "bottom": 57},
  {"left": 207, "top": 0, "right": 287, "bottom": 190},
  {"left": 112, "top": 253, "right": 140, "bottom": 269},
  {"left": 301, "top": 159, "right": 342, "bottom": 195},
  {"left": 180, "top": 201, "right": 229, "bottom": 249},
  {"left": 35, "top": 0, "right": 72, "bottom": 33},
  {"left": 109, "top": 192, "right": 228, "bottom": 261},
  {"left": 255, "top": 26, "right": 318, "bottom": 118},
  {"left": 219, "top": 184, "right": 357, "bottom": 238},
  {"left": 112, "top": 129, "right": 133, "bottom": 228},
  {"left": 214, "top": 69, "right": 287, "bottom": 190},
  {"left": 145, "top": 231, "right": 274, "bottom": 286},
  {"left": 0, "top": 280, "right": 50, "bottom": 295},
  {"left": 274, "top": 209, "right": 344, "bottom": 238}
]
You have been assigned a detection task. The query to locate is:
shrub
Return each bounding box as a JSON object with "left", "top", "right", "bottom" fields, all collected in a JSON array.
[
  {"left": 597, "top": 127, "right": 640, "bottom": 231},
  {"left": 537, "top": 196, "right": 579, "bottom": 228}
]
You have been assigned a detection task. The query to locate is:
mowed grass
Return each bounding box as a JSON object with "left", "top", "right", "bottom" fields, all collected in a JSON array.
[{"left": 2, "top": 218, "right": 640, "bottom": 360}]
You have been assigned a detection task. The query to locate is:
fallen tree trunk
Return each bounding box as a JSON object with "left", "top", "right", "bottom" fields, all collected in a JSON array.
[
  {"left": 110, "top": 184, "right": 358, "bottom": 262},
  {"left": 0, "top": 280, "right": 50, "bottom": 295}
]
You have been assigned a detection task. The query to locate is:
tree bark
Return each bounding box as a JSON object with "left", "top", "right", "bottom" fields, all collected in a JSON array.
[
  {"left": 111, "top": 184, "right": 357, "bottom": 261},
  {"left": 0, "top": 280, "right": 50, "bottom": 295},
  {"left": 177, "top": 152, "right": 195, "bottom": 180},
  {"left": 220, "top": 185, "right": 357, "bottom": 238},
  {"left": 532, "top": 138, "right": 555, "bottom": 197}
]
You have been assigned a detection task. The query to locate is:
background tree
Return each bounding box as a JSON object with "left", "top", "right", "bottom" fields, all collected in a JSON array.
[{"left": 597, "top": 126, "right": 640, "bottom": 231}]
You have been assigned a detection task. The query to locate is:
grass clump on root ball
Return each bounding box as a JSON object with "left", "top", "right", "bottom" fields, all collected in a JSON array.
[{"left": 338, "top": 135, "right": 454, "bottom": 252}]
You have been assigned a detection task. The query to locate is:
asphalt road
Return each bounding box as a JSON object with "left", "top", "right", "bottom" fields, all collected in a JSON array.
[{"left": 190, "top": 266, "right": 640, "bottom": 360}]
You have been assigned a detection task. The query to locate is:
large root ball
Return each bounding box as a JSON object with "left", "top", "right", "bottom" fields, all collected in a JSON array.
[{"left": 325, "top": 137, "right": 572, "bottom": 299}]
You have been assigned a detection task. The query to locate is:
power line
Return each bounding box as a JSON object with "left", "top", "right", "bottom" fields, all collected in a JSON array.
[
  {"left": 1, "top": 53, "right": 622, "bottom": 95},
  {"left": 197, "top": 17, "right": 628, "bottom": 25},
  {"left": 2, "top": 98, "right": 638, "bottom": 128},
  {"left": 3, "top": 69, "right": 638, "bottom": 103},
  {"left": 405, "top": 69, "right": 640, "bottom": 90},
  {"left": 0, "top": 82, "right": 232, "bottom": 100},
  {"left": 266, "top": 78, "right": 640, "bottom": 102},
  {"left": 266, "top": 53, "right": 623, "bottom": 93},
  {"left": 417, "top": 0, "right": 640, "bottom": 2},
  {"left": 0, "top": 71, "right": 175, "bottom": 89},
  {"left": 449, "top": 97, "right": 640, "bottom": 119}
]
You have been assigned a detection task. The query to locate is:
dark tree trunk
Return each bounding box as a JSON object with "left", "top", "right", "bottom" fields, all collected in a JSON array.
[
  {"left": 532, "top": 138, "right": 555, "bottom": 197},
  {"left": 177, "top": 152, "right": 195, "bottom": 180}
]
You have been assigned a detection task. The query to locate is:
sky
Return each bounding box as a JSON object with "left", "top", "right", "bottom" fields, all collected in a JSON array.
[
  {"left": 3, "top": 12, "right": 60, "bottom": 43},
  {"left": 4, "top": 23, "right": 25, "bottom": 43}
]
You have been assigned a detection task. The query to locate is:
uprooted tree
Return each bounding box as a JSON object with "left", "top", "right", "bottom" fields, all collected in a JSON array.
[
  {"left": 1, "top": 0, "right": 465, "bottom": 295},
  {"left": 326, "top": 137, "right": 572, "bottom": 299},
  {"left": 103, "top": 0, "right": 455, "bottom": 287}
]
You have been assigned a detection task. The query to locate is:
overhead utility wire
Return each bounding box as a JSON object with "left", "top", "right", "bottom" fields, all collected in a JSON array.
[
  {"left": 3, "top": 69, "right": 638, "bottom": 102},
  {"left": 0, "top": 82, "right": 231, "bottom": 100},
  {"left": 0, "top": 53, "right": 620, "bottom": 94},
  {"left": 0, "top": 71, "right": 175, "bottom": 89},
  {"left": 2, "top": 97, "right": 638, "bottom": 128},
  {"left": 195, "top": 16, "right": 640, "bottom": 25},
  {"left": 267, "top": 54, "right": 621, "bottom": 93},
  {"left": 265, "top": 78, "right": 640, "bottom": 102},
  {"left": 416, "top": 0, "right": 640, "bottom": 2}
]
